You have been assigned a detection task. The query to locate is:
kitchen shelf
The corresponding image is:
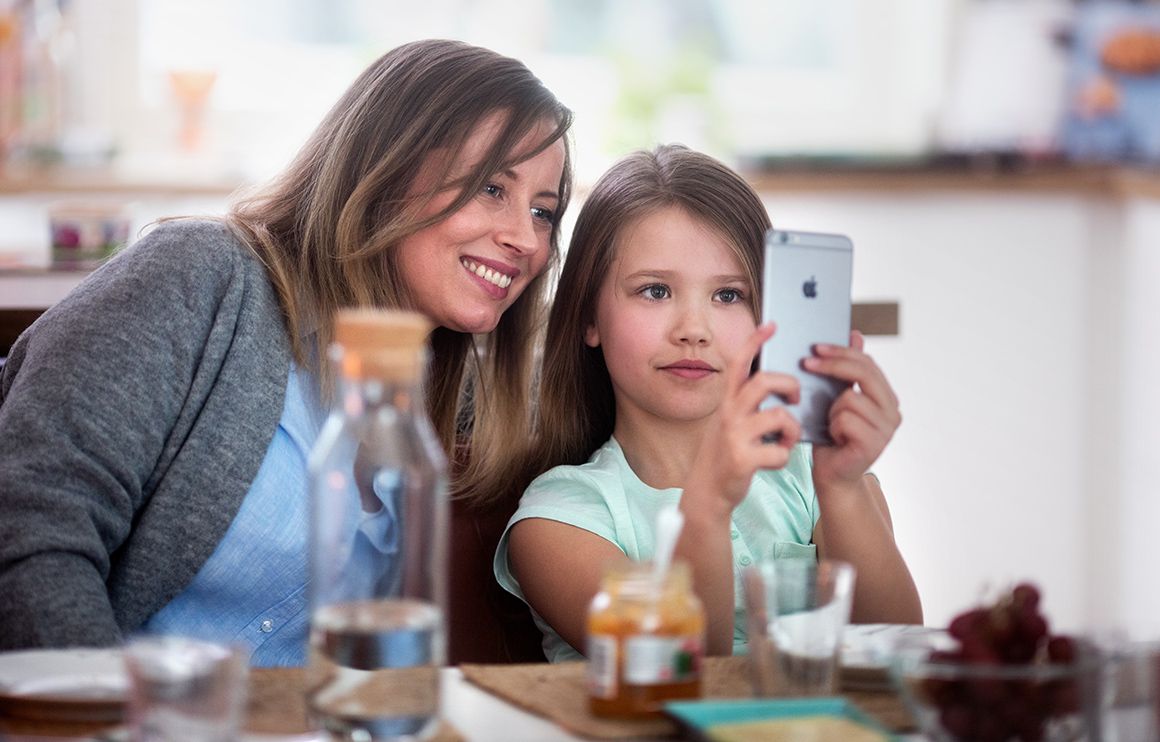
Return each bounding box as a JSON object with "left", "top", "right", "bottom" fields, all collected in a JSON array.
[
  {"left": 0, "top": 166, "right": 247, "bottom": 196},
  {"left": 742, "top": 162, "right": 1160, "bottom": 199}
]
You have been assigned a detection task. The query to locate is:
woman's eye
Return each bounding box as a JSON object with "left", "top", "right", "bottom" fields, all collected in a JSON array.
[
  {"left": 531, "top": 206, "right": 555, "bottom": 224},
  {"left": 641, "top": 284, "right": 670, "bottom": 301},
  {"left": 715, "top": 287, "right": 745, "bottom": 304},
  {"left": 482, "top": 183, "right": 503, "bottom": 198}
]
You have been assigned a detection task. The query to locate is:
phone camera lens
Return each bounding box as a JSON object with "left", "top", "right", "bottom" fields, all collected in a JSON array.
[{"left": 779, "top": 232, "right": 789, "bottom": 243}]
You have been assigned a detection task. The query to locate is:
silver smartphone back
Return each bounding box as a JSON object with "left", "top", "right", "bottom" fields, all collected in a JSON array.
[{"left": 759, "top": 229, "right": 853, "bottom": 445}]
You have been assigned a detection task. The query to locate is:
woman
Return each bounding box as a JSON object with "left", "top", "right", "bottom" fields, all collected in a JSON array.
[{"left": 0, "top": 39, "right": 571, "bottom": 665}]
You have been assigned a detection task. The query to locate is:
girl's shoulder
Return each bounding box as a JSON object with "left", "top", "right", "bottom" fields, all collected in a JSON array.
[{"left": 522, "top": 439, "right": 627, "bottom": 503}]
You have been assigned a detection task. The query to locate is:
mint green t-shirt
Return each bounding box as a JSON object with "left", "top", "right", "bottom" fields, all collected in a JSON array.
[{"left": 493, "top": 437, "right": 820, "bottom": 663}]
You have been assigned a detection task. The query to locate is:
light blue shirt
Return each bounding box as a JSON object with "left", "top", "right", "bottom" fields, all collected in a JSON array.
[
  {"left": 494, "top": 437, "right": 820, "bottom": 662},
  {"left": 142, "top": 363, "right": 324, "bottom": 666}
]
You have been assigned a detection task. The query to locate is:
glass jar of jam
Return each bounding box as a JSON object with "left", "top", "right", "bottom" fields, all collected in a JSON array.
[{"left": 586, "top": 560, "right": 705, "bottom": 718}]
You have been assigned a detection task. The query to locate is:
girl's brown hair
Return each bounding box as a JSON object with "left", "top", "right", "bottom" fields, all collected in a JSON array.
[
  {"left": 524, "top": 144, "right": 769, "bottom": 482},
  {"left": 227, "top": 39, "right": 573, "bottom": 508}
]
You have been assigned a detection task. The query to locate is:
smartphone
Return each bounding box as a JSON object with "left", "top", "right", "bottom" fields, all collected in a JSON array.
[{"left": 759, "top": 229, "right": 853, "bottom": 445}]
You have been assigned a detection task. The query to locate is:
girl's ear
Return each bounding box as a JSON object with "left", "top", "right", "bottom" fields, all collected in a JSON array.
[{"left": 584, "top": 322, "right": 600, "bottom": 348}]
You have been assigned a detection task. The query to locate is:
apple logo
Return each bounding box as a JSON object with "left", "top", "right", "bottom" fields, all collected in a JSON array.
[{"left": 802, "top": 275, "right": 818, "bottom": 299}]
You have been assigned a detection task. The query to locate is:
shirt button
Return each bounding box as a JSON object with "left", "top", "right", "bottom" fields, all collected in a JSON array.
[
  {"left": 259, "top": 619, "right": 274, "bottom": 633},
  {"left": 730, "top": 529, "right": 740, "bottom": 540},
  {"left": 739, "top": 555, "right": 752, "bottom": 566}
]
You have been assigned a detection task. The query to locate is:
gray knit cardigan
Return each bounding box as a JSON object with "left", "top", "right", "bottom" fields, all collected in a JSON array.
[{"left": 0, "top": 220, "right": 291, "bottom": 649}]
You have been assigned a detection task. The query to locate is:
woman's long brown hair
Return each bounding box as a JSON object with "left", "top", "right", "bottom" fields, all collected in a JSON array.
[{"left": 227, "top": 40, "right": 573, "bottom": 508}]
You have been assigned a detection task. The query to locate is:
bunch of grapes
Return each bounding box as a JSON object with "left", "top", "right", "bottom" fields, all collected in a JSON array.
[{"left": 918, "top": 583, "right": 1082, "bottom": 742}]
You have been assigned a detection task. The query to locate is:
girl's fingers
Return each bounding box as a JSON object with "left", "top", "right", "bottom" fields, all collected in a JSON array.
[
  {"left": 804, "top": 346, "right": 899, "bottom": 411},
  {"left": 827, "top": 410, "right": 882, "bottom": 457},
  {"left": 828, "top": 387, "right": 901, "bottom": 436},
  {"left": 745, "top": 406, "right": 802, "bottom": 448},
  {"left": 727, "top": 323, "right": 776, "bottom": 394},
  {"left": 733, "top": 369, "right": 800, "bottom": 412}
]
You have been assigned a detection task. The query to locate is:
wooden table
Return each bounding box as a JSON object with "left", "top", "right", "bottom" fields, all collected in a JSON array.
[{"left": 0, "top": 660, "right": 915, "bottom": 741}]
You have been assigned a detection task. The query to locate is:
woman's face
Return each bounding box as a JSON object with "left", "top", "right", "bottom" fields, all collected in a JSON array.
[{"left": 395, "top": 113, "right": 565, "bottom": 334}]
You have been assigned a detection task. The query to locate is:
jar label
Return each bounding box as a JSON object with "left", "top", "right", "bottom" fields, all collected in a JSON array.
[
  {"left": 586, "top": 634, "right": 618, "bottom": 699},
  {"left": 623, "top": 635, "right": 702, "bottom": 685}
]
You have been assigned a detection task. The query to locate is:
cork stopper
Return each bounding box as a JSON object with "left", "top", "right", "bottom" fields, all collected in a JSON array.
[{"left": 333, "top": 309, "right": 431, "bottom": 381}]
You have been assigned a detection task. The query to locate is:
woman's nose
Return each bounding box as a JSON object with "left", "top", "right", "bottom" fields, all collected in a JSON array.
[{"left": 495, "top": 205, "right": 541, "bottom": 256}]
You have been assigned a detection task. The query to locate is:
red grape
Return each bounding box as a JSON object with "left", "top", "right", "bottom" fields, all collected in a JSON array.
[
  {"left": 1012, "top": 583, "right": 1041, "bottom": 611},
  {"left": 921, "top": 583, "right": 1082, "bottom": 741}
]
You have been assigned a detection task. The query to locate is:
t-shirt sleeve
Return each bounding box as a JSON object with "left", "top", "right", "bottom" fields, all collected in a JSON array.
[{"left": 493, "top": 467, "right": 622, "bottom": 603}]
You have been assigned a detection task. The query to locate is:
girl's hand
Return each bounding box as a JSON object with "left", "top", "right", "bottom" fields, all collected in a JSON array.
[
  {"left": 807, "top": 331, "right": 901, "bottom": 489},
  {"left": 686, "top": 323, "right": 803, "bottom": 511}
]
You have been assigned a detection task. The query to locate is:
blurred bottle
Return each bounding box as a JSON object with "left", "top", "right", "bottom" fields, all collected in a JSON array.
[
  {"left": 307, "top": 309, "right": 449, "bottom": 741},
  {"left": 18, "top": 0, "right": 74, "bottom": 164},
  {"left": 0, "top": 2, "right": 22, "bottom": 163}
]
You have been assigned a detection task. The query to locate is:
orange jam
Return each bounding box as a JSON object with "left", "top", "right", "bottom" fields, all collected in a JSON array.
[{"left": 586, "top": 561, "right": 705, "bottom": 718}]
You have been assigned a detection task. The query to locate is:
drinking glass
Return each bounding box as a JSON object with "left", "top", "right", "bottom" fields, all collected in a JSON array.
[
  {"left": 1103, "top": 639, "right": 1160, "bottom": 742},
  {"left": 124, "top": 636, "right": 248, "bottom": 742},
  {"left": 742, "top": 559, "right": 856, "bottom": 697}
]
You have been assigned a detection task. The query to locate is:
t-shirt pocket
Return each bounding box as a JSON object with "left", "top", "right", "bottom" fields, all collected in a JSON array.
[{"left": 772, "top": 541, "right": 817, "bottom": 562}]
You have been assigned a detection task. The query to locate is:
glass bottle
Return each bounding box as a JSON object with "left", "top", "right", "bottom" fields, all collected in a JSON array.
[
  {"left": 307, "top": 309, "right": 448, "bottom": 741},
  {"left": 587, "top": 560, "right": 705, "bottom": 718}
]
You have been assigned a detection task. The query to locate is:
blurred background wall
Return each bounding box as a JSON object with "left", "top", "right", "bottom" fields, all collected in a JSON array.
[{"left": 3, "top": 0, "right": 1160, "bottom": 639}]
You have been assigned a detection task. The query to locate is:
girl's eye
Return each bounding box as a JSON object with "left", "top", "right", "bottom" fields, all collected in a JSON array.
[
  {"left": 641, "top": 284, "right": 670, "bottom": 301},
  {"left": 715, "top": 287, "right": 745, "bottom": 304},
  {"left": 482, "top": 183, "right": 503, "bottom": 198},
  {"left": 531, "top": 206, "right": 556, "bottom": 225}
]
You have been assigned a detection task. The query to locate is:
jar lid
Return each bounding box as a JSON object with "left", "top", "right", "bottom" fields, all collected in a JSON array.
[
  {"left": 333, "top": 309, "right": 431, "bottom": 381},
  {"left": 334, "top": 309, "right": 430, "bottom": 350}
]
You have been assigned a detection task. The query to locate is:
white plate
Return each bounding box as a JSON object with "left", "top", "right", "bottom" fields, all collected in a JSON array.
[
  {"left": 0, "top": 647, "right": 127, "bottom": 722},
  {"left": 840, "top": 623, "right": 947, "bottom": 690}
]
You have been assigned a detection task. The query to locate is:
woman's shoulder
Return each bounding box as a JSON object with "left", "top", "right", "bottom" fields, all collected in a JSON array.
[
  {"left": 76, "top": 217, "right": 276, "bottom": 323},
  {"left": 125, "top": 218, "right": 257, "bottom": 278}
]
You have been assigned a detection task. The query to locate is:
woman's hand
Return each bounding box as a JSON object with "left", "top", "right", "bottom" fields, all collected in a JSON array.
[
  {"left": 685, "top": 323, "right": 803, "bottom": 512},
  {"left": 808, "top": 331, "right": 901, "bottom": 489}
]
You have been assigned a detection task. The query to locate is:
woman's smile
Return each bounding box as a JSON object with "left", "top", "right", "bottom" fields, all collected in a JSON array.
[{"left": 461, "top": 256, "right": 518, "bottom": 295}]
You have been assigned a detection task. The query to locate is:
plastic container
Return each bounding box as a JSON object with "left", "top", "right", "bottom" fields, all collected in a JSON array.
[
  {"left": 587, "top": 560, "right": 705, "bottom": 718},
  {"left": 49, "top": 203, "right": 131, "bottom": 269}
]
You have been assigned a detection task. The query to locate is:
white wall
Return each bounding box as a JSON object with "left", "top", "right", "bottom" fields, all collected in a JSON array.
[
  {"left": 759, "top": 188, "right": 1137, "bottom": 633},
  {"left": 1107, "top": 198, "right": 1160, "bottom": 639}
]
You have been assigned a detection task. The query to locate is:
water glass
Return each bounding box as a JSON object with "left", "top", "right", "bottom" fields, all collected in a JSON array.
[
  {"left": 124, "top": 636, "right": 248, "bottom": 742},
  {"left": 742, "top": 559, "right": 856, "bottom": 697},
  {"left": 1103, "top": 639, "right": 1160, "bottom": 742}
]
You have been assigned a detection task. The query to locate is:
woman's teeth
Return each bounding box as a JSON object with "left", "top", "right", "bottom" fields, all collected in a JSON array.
[{"left": 462, "top": 259, "right": 513, "bottom": 289}]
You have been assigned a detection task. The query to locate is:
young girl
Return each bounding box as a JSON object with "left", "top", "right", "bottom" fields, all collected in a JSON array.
[{"left": 494, "top": 144, "right": 922, "bottom": 662}]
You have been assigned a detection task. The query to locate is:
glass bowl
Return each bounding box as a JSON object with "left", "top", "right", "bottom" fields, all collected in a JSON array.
[{"left": 892, "top": 642, "right": 1102, "bottom": 742}]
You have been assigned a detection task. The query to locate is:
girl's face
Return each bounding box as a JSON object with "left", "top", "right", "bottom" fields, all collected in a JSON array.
[
  {"left": 584, "top": 206, "right": 757, "bottom": 430},
  {"left": 396, "top": 113, "right": 565, "bottom": 333}
]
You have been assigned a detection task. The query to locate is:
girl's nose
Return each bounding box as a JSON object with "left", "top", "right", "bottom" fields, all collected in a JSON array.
[{"left": 673, "top": 304, "right": 711, "bottom": 346}]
